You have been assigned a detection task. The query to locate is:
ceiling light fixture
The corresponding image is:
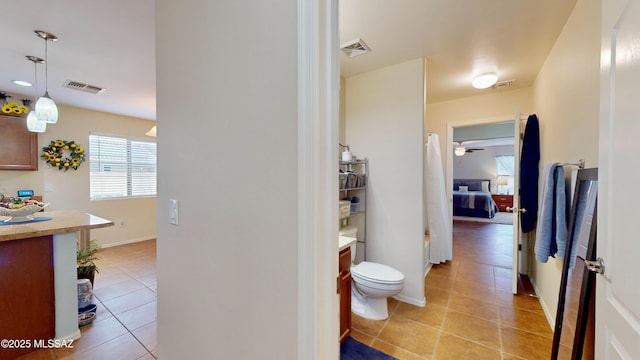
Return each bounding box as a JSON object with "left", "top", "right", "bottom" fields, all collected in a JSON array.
[
  {"left": 25, "top": 55, "right": 47, "bottom": 133},
  {"left": 472, "top": 72, "right": 498, "bottom": 89},
  {"left": 34, "top": 30, "right": 58, "bottom": 124},
  {"left": 12, "top": 80, "right": 33, "bottom": 87}
]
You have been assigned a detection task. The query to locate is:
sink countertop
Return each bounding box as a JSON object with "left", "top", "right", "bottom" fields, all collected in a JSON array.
[{"left": 339, "top": 235, "right": 357, "bottom": 251}]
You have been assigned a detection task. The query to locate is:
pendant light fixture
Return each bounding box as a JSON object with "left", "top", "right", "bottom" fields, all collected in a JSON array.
[
  {"left": 25, "top": 55, "right": 47, "bottom": 133},
  {"left": 34, "top": 30, "right": 58, "bottom": 124}
]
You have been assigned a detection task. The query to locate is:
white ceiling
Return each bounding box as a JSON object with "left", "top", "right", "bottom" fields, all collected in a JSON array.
[{"left": 0, "top": 0, "right": 577, "bottom": 122}]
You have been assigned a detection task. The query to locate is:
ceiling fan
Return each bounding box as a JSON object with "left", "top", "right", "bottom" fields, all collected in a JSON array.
[{"left": 452, "top": 141, "right": 485, "bottom": 156}]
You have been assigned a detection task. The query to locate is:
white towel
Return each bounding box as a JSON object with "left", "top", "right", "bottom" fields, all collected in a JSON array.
[{"left": 535, "top": 163, "right": 569, "bottom": 265}]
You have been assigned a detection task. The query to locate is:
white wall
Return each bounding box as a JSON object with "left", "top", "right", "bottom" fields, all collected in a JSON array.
[
  {"left": 426, "top": 87, "right": 533, "bottom": 170},
  {"left": 529, "top": 0, "right": 601, "bottom": 325},
  {"left": 0, "top": 104, "right": 156, "bottom": 247},
  {"left": 156, "top": 1, "right": 303, "bottom": 358},
  {"left": 345, "top": 58, "right": 425, "bottom": 306}
]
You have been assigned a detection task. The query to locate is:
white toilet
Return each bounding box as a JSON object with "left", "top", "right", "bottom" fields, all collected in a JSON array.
[{"left": 339, "top": 227, "right": 405, "bottom": 320}]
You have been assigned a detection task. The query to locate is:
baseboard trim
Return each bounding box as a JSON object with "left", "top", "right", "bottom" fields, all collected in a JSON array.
[
  {"left": 393, "top": 294, "right": 426, "bottom": 307},
  {"left": 424, "top": 262, "right": 433, "bottom": 278},
  {"left": 57, "top": 329, "right": 81, "bottom": 341},
  {"left": 530, "top": 278, "right": 555, "bottom": 329},
  {"left": 100, "top": 237, "right": 156, "bottom": 248}
]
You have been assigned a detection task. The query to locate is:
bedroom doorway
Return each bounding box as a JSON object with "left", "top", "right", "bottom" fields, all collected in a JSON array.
[{"left": 446, "top": 113, "right": 525, "bottom": 294}]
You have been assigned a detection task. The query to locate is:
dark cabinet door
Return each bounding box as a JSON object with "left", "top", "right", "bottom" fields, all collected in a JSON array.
[
  {"left": 0, "top": 236, "right": 55, "bottom": 359},
  {"left": 0, "top": 114, "right": 39, "bottom": 170},
  {"left": 339, "top": 248, "right": 351, "bottom": 343}
]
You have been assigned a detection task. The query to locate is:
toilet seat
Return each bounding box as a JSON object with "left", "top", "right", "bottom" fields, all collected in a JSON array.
[{"left": 352, "top": 261, "right": 404, "bottom": 285}]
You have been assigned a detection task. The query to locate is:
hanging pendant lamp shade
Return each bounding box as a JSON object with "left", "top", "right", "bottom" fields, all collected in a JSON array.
[
  {"left": 35, "top": 92, "right": 58, "bottom": 124},
  {"left": 25, "top": 55, "right": 47, "bottom": 133},
  {"left": 34, "top": 30, "right": 58, "bottom": 124},
  {"left": 26, "top": 109, "right": 47, "bottom": 133}
]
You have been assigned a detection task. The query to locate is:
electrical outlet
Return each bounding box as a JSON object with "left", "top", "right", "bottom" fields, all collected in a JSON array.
[{"left": 169, "top": 199, "right": 179, "bottom": 225}]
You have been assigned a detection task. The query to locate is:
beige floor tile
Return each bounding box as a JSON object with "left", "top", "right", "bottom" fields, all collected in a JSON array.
[
  {"left": 59, "top": 333, "right": 148, "bottom": 360},
  {"left": 93, "top": 278, "right": 147, "bottom": 302},
  {"left": 494, "top": 275, "right": 514, "bottom": 292},
  {"left": 493, "top": 266, "right": 512, "bottom": 279},
  {"left": 378, "top": 316, "right": 439, "bottom": 358},
  {"left": 428, "top": 262, "right": 459, "bottom": 278},
  {"left": 501, "top": 326, "right": 553, "bottom": 360},
  {"left": 498, "top": 306, "right": 553, "bottom": 337},
  {"left": 451, "top": 277, "right": 495, "bottom": 299},
  {"left": 447, "top": 293, "right": 498, "bottom": 322},
  {"left": 102, "top": 288, "right": 157, "bottom": 315},
  {"left": 433, "top": 333, "right": 501, "bottom": 360},
  {"left": 424, "top": 286, "right": 451, "bottom": 307},
  {"left": 442, "top": 311, "right": 500, "bottom": 349},
  {"left": 424, "top": 272, "right": 455, "bottom": 291},
  {"left": 394, "top": 302, "right": 446, "bottom": 329},
  {"left": 349, "top": 329, "right": 376, "bottom": 346},
  {"left": 372, "top": 339, "right": 428, "bottom": 360},
  {"left": 117, "top": 301, "right": 157, "bottom": 331},
  {"left": 351, "top": 314, "right": 387, "bottom": 337},
  {"left": 131, "top": 321, "right": 157, "bottom": 353},
  {"left": 55, "top": 317, "right": 129, "bottom": 357},
  {"left": 496, "top": 290, "right": 545, "bottom": 313}
]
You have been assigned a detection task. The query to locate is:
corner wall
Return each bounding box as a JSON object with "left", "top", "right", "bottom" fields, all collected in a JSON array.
[
  {"left": 529, "top": 0, "right": 601, "bottom": 324},
  {"left": 345, "top": 58, "right": 425, "bottom": 305}
]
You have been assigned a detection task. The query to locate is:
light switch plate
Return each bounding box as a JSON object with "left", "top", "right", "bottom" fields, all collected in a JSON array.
[{"left": 169, "top": 199, "right": 179, "bottom": 225}]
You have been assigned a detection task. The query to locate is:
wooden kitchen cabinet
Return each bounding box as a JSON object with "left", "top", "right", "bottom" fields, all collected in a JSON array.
[
  {"left": 339, "top": 247, "right": 351, "bottom": 343},
  {"left": 492, "top": 194, "right": 513, "bottom": 212},
  {"left": 0, "top": 114, "right": 39, "bottom": 170}
]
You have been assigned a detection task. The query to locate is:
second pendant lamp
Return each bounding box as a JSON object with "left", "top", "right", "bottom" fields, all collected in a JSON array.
[{"left": 34, "top": 30, "right": 58, "bottom": 124}]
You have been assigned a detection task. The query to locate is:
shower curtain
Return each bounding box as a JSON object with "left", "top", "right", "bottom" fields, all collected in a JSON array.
[{"left": 425, "top": 133, "right": 452, "bottom": 264}]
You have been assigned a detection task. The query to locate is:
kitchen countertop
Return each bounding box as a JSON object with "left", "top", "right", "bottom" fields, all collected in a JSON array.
[
  {"left": 0, "top": 210, "right": 114, "bottom": 242},
  {"left": 339, "top": 235, "right": 357, "bottom": 251}
]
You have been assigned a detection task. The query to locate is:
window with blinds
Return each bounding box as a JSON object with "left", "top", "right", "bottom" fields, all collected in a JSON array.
[{"left": 89, "top": 134, "right": 157, "bottom": 199}]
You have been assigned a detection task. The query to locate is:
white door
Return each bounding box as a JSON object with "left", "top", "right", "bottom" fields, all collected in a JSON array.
[
  {"left": 510, "top": 110, "right": 522, "bottom": 294},
  {"left": 596, "top": 0, "right": 640, "bottom": 358}
]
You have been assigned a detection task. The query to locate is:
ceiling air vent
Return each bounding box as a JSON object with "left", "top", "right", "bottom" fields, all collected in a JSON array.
[
  {"left": 340, "top": 38, "right": 370, "bottom": 58},
  {"left": 492, "top": 79, "right": 516, "bottom": 90},
  {"left": 63, "top": 80, "right": 105, "bottom": 95}
]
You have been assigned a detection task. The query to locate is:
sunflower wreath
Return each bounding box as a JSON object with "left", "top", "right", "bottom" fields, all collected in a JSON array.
[{"left": 41, "top": 140, "right": 86, "bottom": 171}]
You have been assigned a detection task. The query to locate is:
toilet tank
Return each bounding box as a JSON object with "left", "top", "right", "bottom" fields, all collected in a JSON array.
[{"left": 339, "top": 226, "right": 358, "bottom": 262}]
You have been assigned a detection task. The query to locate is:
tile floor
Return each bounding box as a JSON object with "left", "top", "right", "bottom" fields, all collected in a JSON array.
[
  {"left": 18, "top": 240, "right": 157, "bottom": 360},
  {"left": 350, "top": 220, "right": 572, "bottom": 359},
  {"left": 19, "top": 220, "right": 568, "bottom": 359}
]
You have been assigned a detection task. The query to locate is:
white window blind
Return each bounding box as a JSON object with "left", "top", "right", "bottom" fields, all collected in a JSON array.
[{"left": 89, "top": 134, "right": 157, "bottom": 199}]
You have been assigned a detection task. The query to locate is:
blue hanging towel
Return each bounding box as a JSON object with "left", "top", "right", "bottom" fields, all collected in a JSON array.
[{"left": 535, "top": 163, "right": 568, "bottom": 263}]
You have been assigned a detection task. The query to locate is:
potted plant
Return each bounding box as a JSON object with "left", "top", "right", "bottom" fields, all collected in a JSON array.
[{"left": 77, "top": 239, "right": 100, "bottom": 287}]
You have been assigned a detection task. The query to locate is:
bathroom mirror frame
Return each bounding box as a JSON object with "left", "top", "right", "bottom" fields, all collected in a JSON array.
[{"left": 551, "top": 167, "right": 598, "bottom": 359}]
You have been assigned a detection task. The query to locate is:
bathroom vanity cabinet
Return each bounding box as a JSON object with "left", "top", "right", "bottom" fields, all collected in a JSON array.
[{"left": 339, "top": 246, "right": 351, "bottom": 343}]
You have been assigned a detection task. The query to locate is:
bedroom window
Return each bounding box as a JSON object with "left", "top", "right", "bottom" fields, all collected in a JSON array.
[
  {"left": 496, "top": 155, "right": 515, "bottom": 195},
  {"left": 89, "top": 134, "right": 157, "bottom": 199}
]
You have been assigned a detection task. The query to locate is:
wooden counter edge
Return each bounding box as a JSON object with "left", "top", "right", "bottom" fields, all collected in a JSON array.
[{"left": 0, "top": 210, "right": 114, "bottom": 242}]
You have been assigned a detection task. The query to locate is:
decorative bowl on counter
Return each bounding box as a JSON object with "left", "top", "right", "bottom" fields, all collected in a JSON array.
[{"left": 0, "top": 203, "right": 49, "bottom": 223}]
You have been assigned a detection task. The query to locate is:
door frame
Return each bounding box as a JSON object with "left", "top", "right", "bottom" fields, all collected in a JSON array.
[
  {"left": 297, "top": 0, "right": 340, "bottom": 358},
  {"left": 446, "top": 114, "right": 523, "bottom": 293}
]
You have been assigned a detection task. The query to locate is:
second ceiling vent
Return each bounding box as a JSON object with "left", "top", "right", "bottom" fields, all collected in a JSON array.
[
  {"left": 340, "top": 38, "right": 370, "bottom": 58},
  {"left": 63, "top": 80, "right": 105, "bottom": 95}
]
